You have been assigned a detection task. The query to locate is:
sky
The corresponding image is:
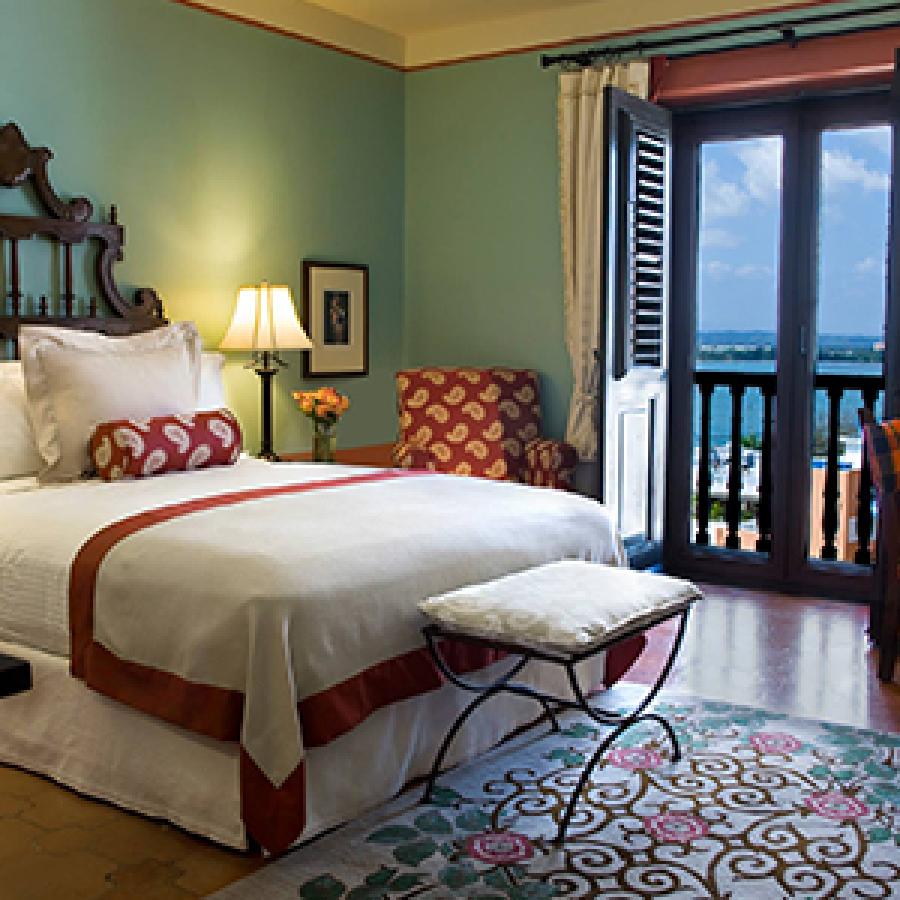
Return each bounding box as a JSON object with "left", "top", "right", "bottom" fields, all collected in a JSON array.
[{"left": 697, "top": 125, "right": 891, "bottom": 340}]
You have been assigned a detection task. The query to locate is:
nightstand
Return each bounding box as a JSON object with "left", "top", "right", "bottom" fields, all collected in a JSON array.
[
  {"left": 0, "top": 654, "right": 31, "bottom": 698},
  {"left": 281, "top": 442, "right": 394, "bottom": 467}
]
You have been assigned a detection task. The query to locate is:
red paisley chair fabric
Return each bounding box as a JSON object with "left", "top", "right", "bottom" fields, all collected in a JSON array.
[{"left": 392, "top": 368, "right": 577, "bottom": 491}]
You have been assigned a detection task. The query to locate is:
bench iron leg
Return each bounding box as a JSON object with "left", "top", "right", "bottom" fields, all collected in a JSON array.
[
  {"left": 420, "top": 605, "right": 693, "bottom": 845},
  {"left": 422, "top": 656, "right": 528, "bottom": 803},
  {"left": 554, "top": 608, "right": 691, "bottom": 843}
]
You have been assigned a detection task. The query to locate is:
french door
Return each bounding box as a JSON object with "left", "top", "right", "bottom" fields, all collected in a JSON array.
[{"left": 666, "top": 88, "right": 900, "bottom": 597}]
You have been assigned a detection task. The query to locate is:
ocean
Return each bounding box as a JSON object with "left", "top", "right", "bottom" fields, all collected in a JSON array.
[{"left": 693, "top": 359, "right": 884, "bottom": 451}]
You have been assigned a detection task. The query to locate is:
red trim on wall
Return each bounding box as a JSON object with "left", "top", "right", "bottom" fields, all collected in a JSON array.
[
  {"left": 405, "top": 0, "right": 849, "bottom": 71},
  {"left": 167, "top": 0, "right": 403, "bottom": 70},
  {"left": 651, "top": 26, "right": 900, "bottom": 106},
  {"left": 167, "top": 0, "right": 848, "bottom": 72}
]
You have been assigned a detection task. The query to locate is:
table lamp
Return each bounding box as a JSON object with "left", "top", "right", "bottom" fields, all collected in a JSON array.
[{"left": 220, "top": 282, "right": 313, "bottom": 460}]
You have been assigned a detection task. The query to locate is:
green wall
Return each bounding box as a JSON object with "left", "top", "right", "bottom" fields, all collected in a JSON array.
[
  {"left": 402, "top": 0, "right": 896, "bottom": 442},
  {"left": 0, "top": 0, "right": 404, "bottom": 455},
  {"left": 404, "top": 53, "right": 571, "bottom": 438},
  {"left": 3, "top": 0, "right": 894, "bottom": 454}
]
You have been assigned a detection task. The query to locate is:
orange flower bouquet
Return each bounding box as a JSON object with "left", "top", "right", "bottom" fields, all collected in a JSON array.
[{"left": 292, "top": 387, "right": 350, "bottom": 463}]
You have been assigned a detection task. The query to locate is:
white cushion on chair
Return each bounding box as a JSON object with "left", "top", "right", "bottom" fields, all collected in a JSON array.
[{"left": 419, "top": 560, "right": 700, "bottom": 653}]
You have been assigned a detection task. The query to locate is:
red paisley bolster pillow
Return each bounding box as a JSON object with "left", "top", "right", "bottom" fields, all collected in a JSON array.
[{"left": 90, "top": 409, "right": 242, "bottom": 481}]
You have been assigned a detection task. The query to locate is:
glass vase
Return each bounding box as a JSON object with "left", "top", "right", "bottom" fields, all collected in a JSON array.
[{"left": 312, "top": 422, "right": 337, "bottom": 463}]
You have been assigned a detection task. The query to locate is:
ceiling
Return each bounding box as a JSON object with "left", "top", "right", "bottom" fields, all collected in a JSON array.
[
  {"left": 302, "top": 0, "right": 605, "bottom": 37},
  {"left": 180, "top": 0, "right": 835, "bottom": 69}
]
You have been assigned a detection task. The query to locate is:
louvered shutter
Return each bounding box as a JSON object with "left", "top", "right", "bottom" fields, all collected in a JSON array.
[{"left": 606, "top": 86, "right": 672, "bottom": 379}]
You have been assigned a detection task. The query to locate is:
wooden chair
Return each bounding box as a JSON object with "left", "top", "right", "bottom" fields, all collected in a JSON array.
[{"left": 860, "top": 407, "right": 900, "bottom": 682}]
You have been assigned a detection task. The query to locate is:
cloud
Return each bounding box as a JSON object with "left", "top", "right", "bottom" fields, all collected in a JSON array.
[
  {"left": 703, "top": 260, "right": 733, "bottom": 278},
  {"left": 854, "top": 255, "right": 882, "bottom": 275},
  {"left": 859, "top": 127, "right": 892, "bottom": 156},
  {"left": 734, "top": 264, "right": 774, "bottom": 278},
  {"left": 702, "top": 139, "right": 783, "bottom": 221},
  {"left": 703, "top": 261, "right": 774, "bottom": 279},
  {"left": 822, "top": 149, "right": 889, "bottom": 194},
  {"left": 735, "top": 139, "right": 783, "bottom": 203},
  {"left": 702, "top": 159, "right": 748, "bottom": 220},
  {"left": 700, "top": 227, "right": 740, "bottom": 249}
]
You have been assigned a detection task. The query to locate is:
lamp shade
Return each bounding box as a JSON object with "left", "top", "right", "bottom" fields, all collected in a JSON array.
[{"left": 220, "top": 282, "right": 313, "bottom": 352}]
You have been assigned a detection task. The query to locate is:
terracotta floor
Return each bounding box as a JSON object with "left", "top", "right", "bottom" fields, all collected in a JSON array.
[
  {"left": 0, "top": 586, "right": 897, "bottom": 899},
  {"left": 630, "top": 585, "right": 900, "bottom": 732}
]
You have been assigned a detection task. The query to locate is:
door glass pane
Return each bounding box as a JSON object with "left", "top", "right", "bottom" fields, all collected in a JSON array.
[
  {"left": 808, "top": 125, "right": 891, "bottom": 564},
  {"left": 692, "top": 136, "right": 783, "bottom": 552}
]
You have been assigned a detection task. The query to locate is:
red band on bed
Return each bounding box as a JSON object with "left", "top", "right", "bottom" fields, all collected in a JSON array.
[
  {"left": 68, "top": 469, "right": 644, "bottom": 854},
  {"left": 67, "top": 469, "right": 506, "bottom": 854},
  {"left": 70, "top": 471, "right": 414, "bottom": 677}
]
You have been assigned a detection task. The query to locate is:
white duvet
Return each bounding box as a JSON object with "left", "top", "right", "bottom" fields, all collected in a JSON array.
[{"left": 0, "top": 458, "right": 623, "bottom": 795}]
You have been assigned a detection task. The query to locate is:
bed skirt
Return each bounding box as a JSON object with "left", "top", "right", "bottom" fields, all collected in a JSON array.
[{"left": 0, "top": 641, "right": 606, "bottom": 850}]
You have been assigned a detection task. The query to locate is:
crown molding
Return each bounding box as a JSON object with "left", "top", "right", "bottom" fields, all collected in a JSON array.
[
  {"left": 403, "top": 0, "right": 844, "bottom": 70},
  {"left": 169, "top": 0, "right": 404, "bottom": 68},
  {"left": 169, "top": 0, "right": 853, "bottom": 71}
]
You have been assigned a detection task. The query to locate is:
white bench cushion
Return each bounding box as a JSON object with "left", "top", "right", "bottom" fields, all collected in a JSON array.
[{"left": 419, "top": 561, "right": 700, "bottom": 653}]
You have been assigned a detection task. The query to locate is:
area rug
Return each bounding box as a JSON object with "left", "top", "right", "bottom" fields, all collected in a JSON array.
[{"left": 212, "top": 695, "right": 900, "bottom": 899}]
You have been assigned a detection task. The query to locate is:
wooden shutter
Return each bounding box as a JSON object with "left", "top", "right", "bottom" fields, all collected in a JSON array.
[{"left": 606, "top": 86, "right": 672, "bottom": 380}]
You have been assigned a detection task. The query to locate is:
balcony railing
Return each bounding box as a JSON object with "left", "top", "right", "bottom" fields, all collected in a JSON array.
[{"left": 693, "top": 369, "right": 884, "bottom": 564}]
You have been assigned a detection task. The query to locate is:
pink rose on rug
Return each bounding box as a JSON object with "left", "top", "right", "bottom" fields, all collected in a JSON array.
[
  {"left": 805, "top": 792, "right": 870, "bottom": 821},
  {"left": 644, "top": 813, "right": 709, "bottom": 844},
  {"left": 749, "top": 732, "right": 802, "bottom": 754},
  {"left": 607, "top": 747, "right": 663, "bottom": 771},
  {"left": 465, "top": 832, "right": 535, "bottom": 865}
]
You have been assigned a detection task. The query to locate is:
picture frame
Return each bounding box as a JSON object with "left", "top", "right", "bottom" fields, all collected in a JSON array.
[{"left": 302, "top": 260, "right": 369, "bottom": 377}]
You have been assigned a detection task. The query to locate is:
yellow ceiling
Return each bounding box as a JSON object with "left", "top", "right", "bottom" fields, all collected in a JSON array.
[
  {"left": 179, "top": 0, "right": 839, "bottom": 69},
  {"left": 303, "top": 0, "right": 606, "bottom": 37}
]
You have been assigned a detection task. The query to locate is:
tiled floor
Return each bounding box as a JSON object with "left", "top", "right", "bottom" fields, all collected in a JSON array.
[
  {"left": 0, "top": 586, "right": 897, "bottom": 899},
  {"left": 631, "top": 585, "right": 900, "bottom": 732}
]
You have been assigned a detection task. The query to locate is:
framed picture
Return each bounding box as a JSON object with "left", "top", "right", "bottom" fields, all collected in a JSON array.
[{"left": 302, "top": 260, "right": 369, "bottom": 377}]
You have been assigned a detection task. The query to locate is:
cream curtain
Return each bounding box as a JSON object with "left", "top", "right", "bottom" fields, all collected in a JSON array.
[{"left": 558, "top": 61, "right": 649, "bottom": 461}]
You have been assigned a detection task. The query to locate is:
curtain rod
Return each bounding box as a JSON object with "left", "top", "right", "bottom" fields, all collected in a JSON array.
[{"left": 539, "top": 3, "right": 900, "bottom": 68}]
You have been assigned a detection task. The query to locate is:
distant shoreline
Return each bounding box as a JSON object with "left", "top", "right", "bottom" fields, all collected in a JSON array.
[
  {"left": 698, "top": 349, "right": 883, "bottom": 363},
  {"left": 697, "top": 331, "right": 884, "bottom": 365}
]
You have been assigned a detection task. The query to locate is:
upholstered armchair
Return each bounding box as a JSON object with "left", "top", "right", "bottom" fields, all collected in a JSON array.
[{"left": 392, "top": 367, "right": 577, "bottom": 490}]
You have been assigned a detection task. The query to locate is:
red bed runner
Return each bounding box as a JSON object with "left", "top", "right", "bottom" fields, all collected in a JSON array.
[{"left": 68, "top": 470, "right": 644, "bottom": 853}]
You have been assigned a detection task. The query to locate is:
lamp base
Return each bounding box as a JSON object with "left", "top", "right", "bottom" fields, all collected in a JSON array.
[{"left": 253, "top": 351, "right": 284, "bottom": 462}]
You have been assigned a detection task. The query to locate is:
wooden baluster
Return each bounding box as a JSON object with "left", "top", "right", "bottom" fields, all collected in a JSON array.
[
  {"left": 696, "top": 380, "right": 713, "bottom": 545},
  {"left": 63, "top": 242, "right": 74, "bottom": 317},
  {"left": 855, "top": 385, "right": 879, "bottom": 566},
  {"left": 726, "top": 382, "right": 745, "bottom": 550},
  {"left": 9, "top": 238, "right": 20, "bottom": 316},
  {"left": 89, "top": 296, "right": 97, "bottom": 318},
  {"left": 821, "top": 384, "right": 843, "bottom": 560},
  {"left": 39, "top": 295, "right": 49, "bottom": 317},
  {"left": 756, "top": 381, "right": 775, "bottom": 553}
]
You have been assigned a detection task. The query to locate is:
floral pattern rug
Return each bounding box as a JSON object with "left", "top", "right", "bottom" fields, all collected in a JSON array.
[{"left": 213, "top": 696, "right": 900, "bottom": 899}]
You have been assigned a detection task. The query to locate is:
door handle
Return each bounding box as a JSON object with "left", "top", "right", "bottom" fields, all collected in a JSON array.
[{"left": 799, "top": 325, "right": 808, "bottom": 358}]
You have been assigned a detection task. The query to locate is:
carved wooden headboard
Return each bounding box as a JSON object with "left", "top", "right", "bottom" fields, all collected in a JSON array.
[{"left": 0, "top": 122, "right": 165, "bottom": 359}]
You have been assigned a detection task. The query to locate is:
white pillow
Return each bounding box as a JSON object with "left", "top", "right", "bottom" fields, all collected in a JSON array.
[
  {"left": 19, "top": 322, "right": 202, "bottom": 482},
  {"left": 199, "top": 351, "right": 227, "bottom": 410},
  {"left": 0, "top": 362, "right": 42, "bottom": 479},
  {"left": 1, "top": 348, "right": 224, "bottom": 482}
]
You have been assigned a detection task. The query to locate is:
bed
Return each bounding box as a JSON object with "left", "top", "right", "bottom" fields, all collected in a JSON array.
[{"left": 0, "top": 122, "right": 632, "bottom": 852}]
